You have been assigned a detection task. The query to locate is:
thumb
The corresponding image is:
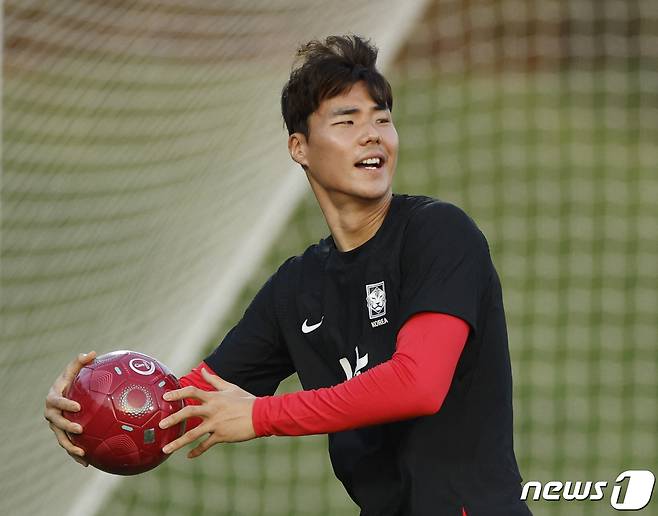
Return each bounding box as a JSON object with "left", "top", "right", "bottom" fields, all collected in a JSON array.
[
  {"left": 201, "top": 367, "right": 232, "bottom": 391},
  {"left": 62, "top": 351, "right": 97, "bottom": 383}
]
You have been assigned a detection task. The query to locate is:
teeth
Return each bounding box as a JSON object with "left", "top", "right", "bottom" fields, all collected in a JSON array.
[{"left": 359, "top": 157, "right": 381, "bottom": 166}]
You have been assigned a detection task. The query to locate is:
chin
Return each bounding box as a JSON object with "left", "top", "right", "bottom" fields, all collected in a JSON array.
[{"left": 351, "top": 184, "right": 393, "bottom": 202}]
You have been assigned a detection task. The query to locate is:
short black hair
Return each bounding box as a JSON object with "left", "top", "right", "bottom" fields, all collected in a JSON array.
[{"left": 281, "top": 35, "right": 393, "bottom": 137}]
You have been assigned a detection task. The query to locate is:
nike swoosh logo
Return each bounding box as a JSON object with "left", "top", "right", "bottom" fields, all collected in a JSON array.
[{"left": 302, "top": 316, "right": 324, "bottom": 334}]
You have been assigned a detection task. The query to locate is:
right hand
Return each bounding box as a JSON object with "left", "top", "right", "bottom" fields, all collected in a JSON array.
[{"left": 44, "top": 351, "right": 97, "bottom": 466}]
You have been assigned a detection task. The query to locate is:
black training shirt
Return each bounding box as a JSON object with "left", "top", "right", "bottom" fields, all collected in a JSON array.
[{"left": 205, "top": 194, "right": 530, "bottom": 516}]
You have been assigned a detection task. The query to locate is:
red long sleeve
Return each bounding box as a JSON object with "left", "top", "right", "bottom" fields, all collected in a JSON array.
[
  {"left": 178, "top": 362, "right": 216, "bottom": 430},
  {"left": 253, "top": 312, "right": 469, "bottom": 437}
]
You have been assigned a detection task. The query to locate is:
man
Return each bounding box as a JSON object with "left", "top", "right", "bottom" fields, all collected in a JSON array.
[{"left": 45, "top": 35, "right": 531, "bottom": 515}]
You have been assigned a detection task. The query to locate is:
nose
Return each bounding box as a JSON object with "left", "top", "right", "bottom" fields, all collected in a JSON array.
[{"left": 360, "top": 123, "right": 382, "bottom": 145}]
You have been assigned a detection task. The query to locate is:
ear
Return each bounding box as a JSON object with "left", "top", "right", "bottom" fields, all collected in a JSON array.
[{"left": 288, "top": 133, "right": 309, "bottom": 169}]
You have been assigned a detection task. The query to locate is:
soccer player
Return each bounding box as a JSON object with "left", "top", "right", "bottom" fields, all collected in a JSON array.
[{"left": 45, "top": 35, "right": 531, "bottom": 516}]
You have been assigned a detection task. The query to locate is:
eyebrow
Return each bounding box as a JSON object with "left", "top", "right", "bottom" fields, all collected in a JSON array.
[{"left": 331, "top": 104, "right": 388, "bottom": 117}]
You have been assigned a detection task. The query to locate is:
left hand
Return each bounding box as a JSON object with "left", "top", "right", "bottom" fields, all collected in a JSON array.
[{"left": 159, "top": 368, "right": 257, "bottom": 458}]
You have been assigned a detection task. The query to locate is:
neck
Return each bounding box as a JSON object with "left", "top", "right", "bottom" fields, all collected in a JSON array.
[{"left": 310, "top": 184, "right": 393, "bottom": 252}]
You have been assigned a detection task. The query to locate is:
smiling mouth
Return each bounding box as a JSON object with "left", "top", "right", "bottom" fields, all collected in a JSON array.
[{"left": 355, "top": 157, "right": 384, "bottom": 170}]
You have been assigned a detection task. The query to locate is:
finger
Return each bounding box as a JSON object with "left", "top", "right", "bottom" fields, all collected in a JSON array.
[
  {"left": 45, "top": 409, "right": 83, "bottom": 434},
  {"left": 159, "top": 405, "right": 204, "bottom": 429},
  {"left": 46, "top": 391, "right": 81, "bottom": 413},
  {"left": 50, "top": 422, "right": 85, "bottom": 456},
  {"left": 62, "top": 351, "right": 96, "bottom": 384},
  {"left": 187, "top": 434, "right": 218, "bottom": 459},
  {"left": 201, "top": 368, "right": 232, "bottom": 391},
  {"left": 70, "top": 453, "right": 89, "bottom": 467},
  {"left": 162, "top": 425, "right": 207, "bottom": 455},
  {"left": 163, "top": 386, "right": 207, "bottom": 403}
]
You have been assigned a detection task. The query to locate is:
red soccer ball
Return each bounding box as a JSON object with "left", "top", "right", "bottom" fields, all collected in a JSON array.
[{"left": 64, "top": 350, "right": 185, "bottom": 475}]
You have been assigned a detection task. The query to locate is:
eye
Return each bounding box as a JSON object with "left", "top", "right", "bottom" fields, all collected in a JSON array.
[
  {"left": 377, "top": 117, "right": 391, "bottom": 124},
  {"left": 332, "top": 120, "right": 353, "bottom": 126}
]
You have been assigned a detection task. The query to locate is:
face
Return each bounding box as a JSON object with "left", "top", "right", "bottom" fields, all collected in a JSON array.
[{"left": 288, "top": 81, "right": 399, "bottom": 207}]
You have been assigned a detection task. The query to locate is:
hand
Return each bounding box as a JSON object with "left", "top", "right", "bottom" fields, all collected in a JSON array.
[
  {"left": 44, "top": 351, "right": 97, "bottom": 466},
  {"left": 159, "top": 368, "right": 257, "bottom": 458}
]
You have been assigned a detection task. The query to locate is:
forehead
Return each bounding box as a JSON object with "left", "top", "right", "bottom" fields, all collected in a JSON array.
[{"left": 314, "top": 82, "right": 382, "bottom": 117}]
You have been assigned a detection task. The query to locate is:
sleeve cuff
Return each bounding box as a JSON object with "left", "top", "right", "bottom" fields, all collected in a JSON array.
[{"left": 252, "top": 396, "right": 273, "bottom": 437}]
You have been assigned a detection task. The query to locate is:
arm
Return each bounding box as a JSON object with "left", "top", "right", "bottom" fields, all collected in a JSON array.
[
  {"left": 162, "top": 206, "right": 486, "bottom": 452},
  {"left": 161, "top": 311, "right": 467, "bottom": 454},
  {"left": 254, "top": 311, "right": 468, "bottom": 436},
  {"left": 202, "top": 271, "right": 295, "bottom": 396}
]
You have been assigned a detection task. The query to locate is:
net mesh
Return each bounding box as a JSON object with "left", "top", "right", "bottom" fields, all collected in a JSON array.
[
  {"left": 1, "top": 1, "right": 426, "bottom": 515},
  {"left": 3, "top": 1, "right": 657, "bottom": 516}
]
